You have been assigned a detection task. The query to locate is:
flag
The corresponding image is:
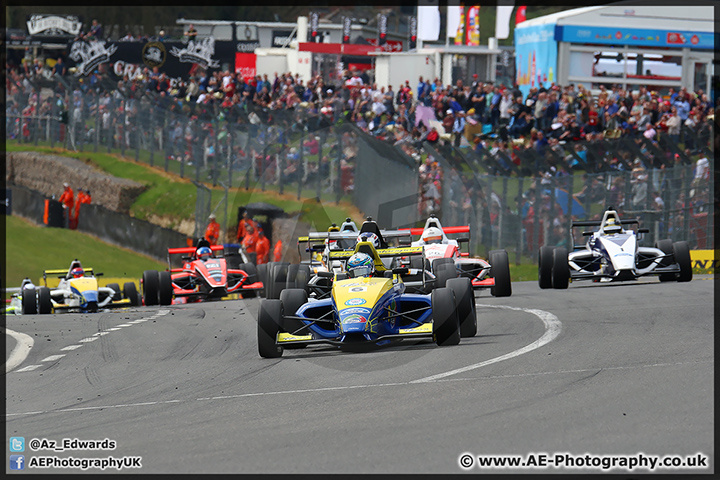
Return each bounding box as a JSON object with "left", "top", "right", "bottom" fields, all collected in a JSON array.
[
  {"left": 455, "top": 4, "right": 466, "bottom": 45},
  {"left": 446, "top": 4, "right": 462, "bottom": 39},
  {"left": 417, "top": 1, "right": 440, "bottom": 42},
  {"left": 466, "top": 5, "right": 480, "bottom": 46},
  {"left": 495, "top": 3, "right": 515, "bottom": 40},
  {"left": 516, "top": 5, "right": 527, "bottom": 24}
]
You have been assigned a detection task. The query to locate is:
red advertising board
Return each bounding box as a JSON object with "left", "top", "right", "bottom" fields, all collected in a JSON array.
[
  {"left": 235, "top": 53, "right": 256, "bottom": 83},
  {"left": 365, "top": 38, "right": 403, "bottom": 52}
]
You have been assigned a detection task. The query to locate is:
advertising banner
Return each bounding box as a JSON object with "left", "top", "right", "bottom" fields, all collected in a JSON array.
[
  {"left": 235, "top": 52, "right": 257, "bottom": 83},
  {"left": 465, "top": 6, "right": 480, "bottom": 46},
  {"left": 558, "top": 25, "right": 714, "bottom": 50},
  {"left": 514, "top": 22, "right": 557, "bottom": 97}
]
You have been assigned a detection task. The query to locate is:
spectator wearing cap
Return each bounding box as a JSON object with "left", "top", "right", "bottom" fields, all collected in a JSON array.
[
  {"left": 452, "top": 110, "right": 466, "bottom": 147},
  {"left": 205, "top": 213, "right": 220, "bottom": 246}
]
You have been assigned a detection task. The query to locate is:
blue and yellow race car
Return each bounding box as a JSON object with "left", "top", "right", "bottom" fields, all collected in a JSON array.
[{"left": 257, "top": 237, "right": 477, "bottom": 358}]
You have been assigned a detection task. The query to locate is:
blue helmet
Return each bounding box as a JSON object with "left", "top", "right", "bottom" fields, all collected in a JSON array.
[
  {"left": 347, "top": 252, "right": 374, "bottom": 278},
  {"left": 197, "top": 246, "right": 212, "bottom": 260}
]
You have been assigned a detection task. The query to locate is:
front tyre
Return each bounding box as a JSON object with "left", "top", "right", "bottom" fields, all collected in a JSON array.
[
  {"left": 447, "top": 277, "right": 476, "bottom": 338},
  {"left": 538, "top": 245, "right": 554, "bottom": 289},
  {"left": 490, "top": 249, "right": 512, "bottom": 297},
  {"left": 432, "top": 287, "right": 461, "bottom": 346},
  {"left": 673, "top": 241, "right": 692, "bottom": 282},
  {"left": 21, "top": 287, "right": 37, "bottom": 315},
  {"left": 552, "top": 247, "right": 569, "bottom": 289},
  {"left": 142, "top": 270, "right": 159, "bottom": 306},
  {"left": 258, "top": 299, "right": 284, "bottom": 358},
  {"left": 123, "top": 282, "right": 140, "bottom": 306},
  {"left": 158, "top": 271, "right": 173, "bottom": 305},
  {"left": 37, "top": 287, "right": 52, "bottom": 314}
]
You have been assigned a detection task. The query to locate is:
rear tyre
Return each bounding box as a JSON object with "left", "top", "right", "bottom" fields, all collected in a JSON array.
[
  {"left": 434, "top": 262, "right": 456, "bottom": 289},
  {"left": 158, "top": 271, "right": 173, "bottom": 305},
  {"left": 447, "top": 277, "right": 476, "bottom": 338},
  {"left": 37, "top": 287, "right": 52, "bottom": 314},
  {"left": 489, "top": 249, "right": 512, "bottom": 297},
  {"left": 123, "top": 282, "right": 139, "bottom": 306},
  {"left": 142, "top": 270, "right": 159, "bottom": 306},
  {"left": 107, "top": 283, "right": 122, "bottom": 301},
  {"left": 21, "top": 287, "right": 37, "bottom": 315},
  {"left": 267, "top": 262, "right": 290, "bottom": 299},
  {"left": 673, "top": 241, "right": 692, "bottom": 282},
  {"left": 656, "top": 239, "right": 676, "bottom": 282},
  {"left": 257, "top": 299, "right": 283, "bottom": 358},
  {"left": 280, "top": 288, "right": 309, "bottom": 349},
  {"left": 257, "top": 263, "right": 269, "bottom": 297},
  {"left": 239, "top": 263, "right": 259, "bottom": 298},
  {"left": 538, "top": 245, "right": 554, "bottom": 289},
  {"left": 551, "top": 247, "right": 569, "bottom": 289},
  {"left": 432, "top": 287, "right": 460, "bottom": 346}
]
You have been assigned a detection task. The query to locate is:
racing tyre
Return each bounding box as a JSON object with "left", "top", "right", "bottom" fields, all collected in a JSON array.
[
  {"left": 551, "top": 247, "right": 569, "bottom": 289},
  {"left": 258, "top": 299, "right": 284, "bottom": 358},
  {"left": 447, "top": 277, "right": 476, "bottom": 338},
  {"left": 434, "top": 262, "right": 456, "bottom": 289},
  {"left": 267, "top": 262, "right": 290, "bottom": 299},
  {"left": 656, "top": 239, "right": 676, "bottom": 282},
  {"left": 285, "top": 264, "right": 310, "bottom": 291},
  {"left": 673, "top": 241, "right": 692, "bottom": 282},
  {"left": 142, "top": 270, "right": 160, "bottom": 306},
  {"left": 280, "top": 288, "right": 309, "bottom": 349},
  {"left": 489, "top": 249, "right": 512, "bottom": 297},
  {"left": 432, "top": 257, "right": 455, "bottom": 271},
  {"left": 257, "top": 263, "right": 269, "bottom": 297},
  {"left": 37, "top": 287, "right": 52, "bottom": 314},
  {"left": 123, "top": 282, "right": 140, "bottom": 306},
  {"left": 158, "top": 271, "right": 173, "bottom": 305},
  {"left": 225, "top": 253, "right": 243, "bottom": 270},
  {"left": 21, "top": 287, "right": 37, "bottom": 315},
  {"left": 410, "top": 255, "right": 431, "bottom": 272},
  {"left": 432, "top": 287, "right": 460, "bottom": 346},
  {"left": 107, "top": 283, "right": 122, "bottom": 301},
  {"left": 538, "top": 245, "right": 554, "bottom": 289}
]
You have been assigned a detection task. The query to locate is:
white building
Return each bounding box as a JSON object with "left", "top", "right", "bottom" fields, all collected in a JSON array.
[{"left": 514, "top": 2, "right": 715, "bottom": 96}]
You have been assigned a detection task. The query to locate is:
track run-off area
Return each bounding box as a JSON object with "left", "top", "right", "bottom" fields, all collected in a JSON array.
[{"left": 5, "top": 277, "right": 713, "bottom": 474}]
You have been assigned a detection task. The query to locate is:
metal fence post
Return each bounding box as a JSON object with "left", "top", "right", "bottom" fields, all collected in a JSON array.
[{"left": 149, "top": 106, "right": 154, "bottom": 166}]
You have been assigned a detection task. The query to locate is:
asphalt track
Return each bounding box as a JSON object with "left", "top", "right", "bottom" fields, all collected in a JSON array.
[{"left": 5, "top": 277, "right": 714, "bottom": 474}]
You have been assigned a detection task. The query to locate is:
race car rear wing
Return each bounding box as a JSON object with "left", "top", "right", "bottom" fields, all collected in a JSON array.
[
  {"left": 400, "top": 225, "right": 471, "bottom": 236},
  {"left": 43, "top": 268, "right": 95, "bottom": 278},
  {"left": 571, "top": 219, "right": 639, "bottom": 227}
]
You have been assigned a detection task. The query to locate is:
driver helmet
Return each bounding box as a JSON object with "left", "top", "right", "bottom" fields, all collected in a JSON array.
[
  {"left": 197, "top": 246, "right": 212, "bottom": 260},
  {"left": 347, "top": 252, "right": 375, "bottom": 278},
  {"left": 604, "top": 217, "right": 621, "bottom": 234},
  {"left": 325, "top": 237, "right": 340, "bottom": 251},
  {"left": 71, "top": 267, "right": 84, "bottom": 278},
  {"left": 421, "top": 226, "right": 444, "bottom": 244},
  {"left": 356, "top": 232, "right": 380, "bottom": 249}
]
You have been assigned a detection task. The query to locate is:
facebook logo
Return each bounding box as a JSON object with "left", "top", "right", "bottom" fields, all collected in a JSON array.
[
  {"left": 10, "top": 437, "right": 25, "bottom": 452},
  {"left": 10, "top": 455, "right": 24, "bottom": 470}
]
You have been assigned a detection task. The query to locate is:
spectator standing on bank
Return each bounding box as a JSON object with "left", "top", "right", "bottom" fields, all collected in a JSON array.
[
  {"left": 241, "top": 222, "right": 258, "bottom": 264},
  {"left": 59, "top": 182, "right": 74, "bottom": 228},
  {"left": 255, "top": 228, "right": 270, "bottom": 265},
  {"left": 185, "top": 24, "right": 198, "bottom": 41},
  {"left": 72, "top": 188, "right": 91, "bottom": 228},
  {"left": 236, "top": 210, "right": 254, "bottom": 244},
  {"left": 205, "top": 213, "right": 220, "bottom": 246},
  {"left": 273, "top": 238, "right": 283, "bottom": 262}
]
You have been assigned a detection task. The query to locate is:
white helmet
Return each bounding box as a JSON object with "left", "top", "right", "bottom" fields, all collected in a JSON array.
[
  {"left": 356, "top": 232, "right": 380, "bottom": 249},
  {"left": 421, "top": 226, "right": 444, "bottom": 244}
]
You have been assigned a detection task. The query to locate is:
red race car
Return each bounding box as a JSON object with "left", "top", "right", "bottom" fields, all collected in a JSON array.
[
  {"left": 141, "top": 240, "right": 263, "bottom": 305},
  {"left": 402, "top": 215, "right": 512, "bottom": 297}
]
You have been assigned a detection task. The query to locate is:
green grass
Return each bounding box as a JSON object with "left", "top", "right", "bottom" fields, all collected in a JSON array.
[
  {"left": 5, "top": 215, "right": 166, "bottom": 290},
  {"left": 6, "top": 142, "right": 366, "bottom": 228}
]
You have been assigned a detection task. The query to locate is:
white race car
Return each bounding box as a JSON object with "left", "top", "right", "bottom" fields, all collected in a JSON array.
[
  {"left": 539, "top": 208, "right": 693, "bottom": 289},
  {"left": 22, "top": 259, "right": 140, "bottom": 314},
  {"left": 403, "top": 215, "right": 512, "bottom": 297}
]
